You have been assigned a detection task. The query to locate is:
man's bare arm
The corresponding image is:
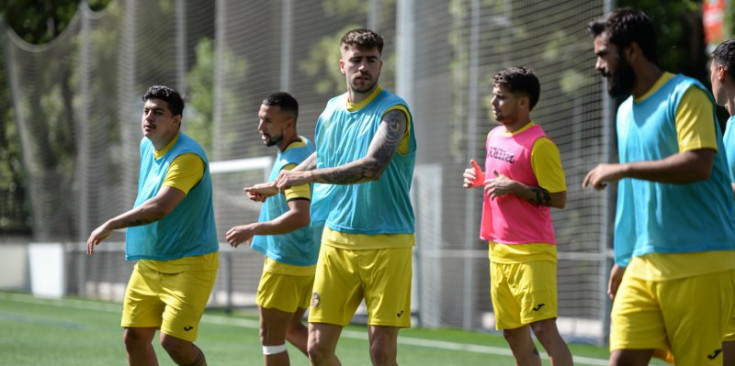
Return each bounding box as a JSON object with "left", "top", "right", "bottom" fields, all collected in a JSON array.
[
  {"left": 310, "top": 109, "right": 407, "bottom": 184},
  {"left": 292, "top": 152, "right": 317, "bottom": 172}
]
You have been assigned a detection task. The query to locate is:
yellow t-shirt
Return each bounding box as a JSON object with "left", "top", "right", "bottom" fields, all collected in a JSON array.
[
  {"left": 628, "top": 72, "right": 726, "bottom": 280},
  {"left": 281, "top": 139, "right": 312, "bottom": 201},
  {"left": 155, "top": 134, "right": 205, "bottom": 195}
]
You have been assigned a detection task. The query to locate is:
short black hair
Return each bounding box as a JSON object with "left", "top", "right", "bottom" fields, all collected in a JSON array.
[
  {"left": 142, "top": 85, "right": 185, "bottom": 116},
  {"left": 493, "top": 67, "right": 541, "bottom": 111},
  {"left": 587, "top": 7, "right": 659, "bottom": 65},
  {"left": 262, "top": 92, "right": 299, "bottom": 122},
  {"left": 713, "top": 40, "right": 735, "bottom": 83},
  {"left": 340, "top": 28, "right": 384, "bottom": 54}
]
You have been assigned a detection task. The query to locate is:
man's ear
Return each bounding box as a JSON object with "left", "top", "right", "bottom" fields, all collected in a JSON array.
[
  {"left": 718, "top": 64, "right": 728, "bottom": 82},
  {"left": 623, "top": 42, "right": 636, "bottom": 63},
  {"left": 518, "top": 95, "right": 530, "bottom": 110}
]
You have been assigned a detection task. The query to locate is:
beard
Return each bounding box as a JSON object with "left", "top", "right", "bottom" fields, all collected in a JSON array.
[
  {"left": 265, "top": 134, "right": 283, "bottom": 147},
  {"left": 605, "top": 57, "right": 635, "bottom": 98},
  {"left": 350, "top": 74, "right": 379, "bottom": 94}
]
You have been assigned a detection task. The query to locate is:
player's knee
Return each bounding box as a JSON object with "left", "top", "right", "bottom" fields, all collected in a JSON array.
[
  {"left": 369, "top": 345, "right": 396, "bottom": 366},
  {"left": 123, "top": 328, "right": 152, "bottom": 351},
  {"left": 307, "top": 341, "right": 332, "bottom": 363},
  {"left": 160, "top": 335, "right": 194, "bottom": 362},
  {"left": 529, "top": 320, "right": 558, "bottom": 342}
]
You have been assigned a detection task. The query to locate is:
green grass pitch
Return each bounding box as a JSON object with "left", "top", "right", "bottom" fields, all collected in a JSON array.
[{"left": 0, "top": 292, "right": 664, "bottom": 365}]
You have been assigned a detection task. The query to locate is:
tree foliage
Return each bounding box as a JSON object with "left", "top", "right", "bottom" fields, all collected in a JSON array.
[{"left": 0, "top": 0, "right": 111, "bottom": 235}]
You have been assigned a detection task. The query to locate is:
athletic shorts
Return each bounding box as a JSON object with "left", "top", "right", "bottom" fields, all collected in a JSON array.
[
  {"left": 121, "top": 256, "right": 218, "bottom": 342},
  {"left": 308, "top": 246, "right": 412, "bottom": 327},
  {"left": 490, "top": 260, "right": 558, "bottom": 330},
  {"left": 256, "top": 258, "right": 315, "bottom": 313},
  {"left": 610, "top": 269, "right": 735, "bottom": 365}
]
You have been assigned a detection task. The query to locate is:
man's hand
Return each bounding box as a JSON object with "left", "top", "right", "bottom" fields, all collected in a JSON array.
[
  {"left": 244, "top": 182, "right": 278, "bottom": 202},
  {"left": 484, "top": 170, "right": 517, "bottom": 200},
  {"left": 274, "top": 170, "right": 313, "bottom": 191},
  {"left": 225, "top": 223, "right": 258, "bottom": 248},
  {"left": 583, "top": 163, "right": 625, "bottom": 190},
  {"left": 463, "top": 159, "right": 485, "bottom": 189},
  {"left": 87, "top": 223, "right": 112, "bottom": 255},
  {"left": 608, "top": 264, "right": 626, "bottom": 301}
]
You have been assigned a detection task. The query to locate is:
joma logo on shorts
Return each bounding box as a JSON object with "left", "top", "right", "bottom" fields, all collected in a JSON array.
[
  {"left": 708, "top": 349, "right": 722, "bottom": 360},
  {"left": 310, "top": 292, "right": 321, "bottom": 308}
]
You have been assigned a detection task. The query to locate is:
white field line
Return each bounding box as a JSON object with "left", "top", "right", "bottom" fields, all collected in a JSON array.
[{"left": 1, "top": 293, "right": 609, "bottom": 366}]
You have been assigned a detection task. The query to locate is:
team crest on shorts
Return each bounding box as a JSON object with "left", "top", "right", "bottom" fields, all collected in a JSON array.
[{"left": 310, "top": 292, "right": 321, "bottom": 308}]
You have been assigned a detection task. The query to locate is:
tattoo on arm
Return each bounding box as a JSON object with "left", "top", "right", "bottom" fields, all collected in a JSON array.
[
  {"left": 530, "top": 187, "right": 551, "bottom": 206},
  {"left": 314, "top": 109, "right": 407, "bottom": 185},
  {"left": 295, "top": 153, "right": 317, "bottom": 171}
]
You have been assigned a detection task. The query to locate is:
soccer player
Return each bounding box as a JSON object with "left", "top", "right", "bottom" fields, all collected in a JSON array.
[
  {"left": 246, "top": 28, "right": 416, "bottom": 366},
  {"left": 462, "top": 67, "right": 573, "bottom": 366},
  {"left": 709, "top": 38, "right": 735, "bottom": 366},
  {"left": 225, "top": 92, "right": 321, "bottom": 366},
  {"left": 87, "top": 85, "right": 218, "bottom": 366},
  {"left": 584, "top": 8, "right": 735, "bottom": 365}
]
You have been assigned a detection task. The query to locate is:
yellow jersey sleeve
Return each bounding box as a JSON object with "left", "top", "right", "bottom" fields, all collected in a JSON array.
[
  {"left": 282, "top": 163, "right": 311, "bottom": 201},
  {"left": 675, "top": 87, "right": 718, "bottom": 152},
  {"left": 530, "top": 137, "right": 566, "bottom": 193},
  {"left": 385, "top": 105, "right": 412, "bottom": 155},
  {"left": 162, "top": 153, "right": 204, "bottom": 194}
]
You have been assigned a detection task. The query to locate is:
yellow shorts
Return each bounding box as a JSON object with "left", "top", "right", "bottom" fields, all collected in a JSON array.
[
  {"left": 256, "top": 258, "right": 315, "bottom": 313},
  {"left": 490, "top": 260, "right": 558, "bottom": 330},
  {"left": 121, "top": 256, "right": 218, "bottom": 342},
  {"left": 308, "top": 246, "right": 412, "bottom": 327},
  {"left": 610, "top": 269, "right": 735, "bottom": 365}
]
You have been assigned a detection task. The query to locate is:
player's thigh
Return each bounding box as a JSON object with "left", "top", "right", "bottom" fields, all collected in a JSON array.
[
  {"left": 121, "top": 262, "right": 166, "bottom": 328},
  {"left": 490, "top": 261, "right": 522, "bottom": 330},
  {"left": 158, "top": 267, "right": 217, "bottom": 342},
  {"left": 308, "top": 246, "right": 363, "bottom": 326},
  {"left": 609, "top": 274, "right": 667, "bottom": 353},
  {"left": 362, "top": 247, "right": 412, "bottom": 328},
  {"left": 257, "top": 269, "right": 314, "bottom": 313},
  {"left": 516, "top": 261, "right": 557, "bottom": 326},
  {"left": 660, "top": 270, "right": 735, "bottom": 365}
]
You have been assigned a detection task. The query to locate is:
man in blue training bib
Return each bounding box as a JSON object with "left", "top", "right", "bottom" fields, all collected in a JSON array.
[
  {"left": 226, "top": 92, "right": 322, "bottom": 366},
  {"left": 87, "top": 85, "right": 218, "bottom": 366},
  {"left": 246, "top": 29, "right": 417, "bottom": 366},
  {"left": 584, "top": 8, "right": 735, "bottom": 366}
]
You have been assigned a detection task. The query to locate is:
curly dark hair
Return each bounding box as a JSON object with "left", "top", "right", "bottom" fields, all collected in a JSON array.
[
  {"left": 340, "top": 28, "right": 384, "bottom": 54},
  {"left": 493, "top": 67, "right": 541, "bottom": 111},
  {"left": 587, "top": 7, "right": 658, "bottom": 66}
]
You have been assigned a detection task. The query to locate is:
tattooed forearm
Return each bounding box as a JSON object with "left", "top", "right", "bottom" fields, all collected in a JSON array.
[
  {"left": 530, "top": 187, "right": 552, "bottom": 206},
  {"left": 313, "top": 109, "right": 407, "bottom": 185},
  {"left": 294, "top": 152, "right": 317, "bottom": 171}
]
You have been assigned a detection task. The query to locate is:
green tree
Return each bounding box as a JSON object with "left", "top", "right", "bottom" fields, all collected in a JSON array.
[
  {"left": 618, "top": 1, "right": 706, "bottom": 81},
  {"left": 0, "top": 0, "right": 111, "bottom": 235}
]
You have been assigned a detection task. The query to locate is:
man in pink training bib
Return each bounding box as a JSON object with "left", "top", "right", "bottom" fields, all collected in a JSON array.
[{"left": 463, "top": 67, "right": 572, "bottom": 366}]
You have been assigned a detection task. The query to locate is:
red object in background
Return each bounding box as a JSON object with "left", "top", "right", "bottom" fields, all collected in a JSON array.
[{"left": 704, "top": 0, "right": 726, "bottom": 44}]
